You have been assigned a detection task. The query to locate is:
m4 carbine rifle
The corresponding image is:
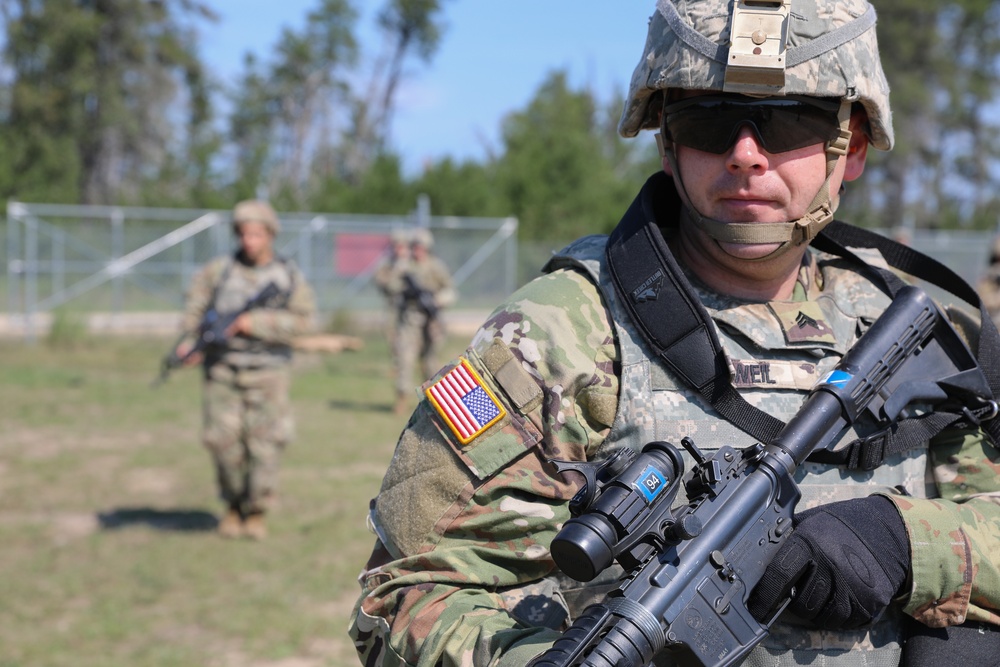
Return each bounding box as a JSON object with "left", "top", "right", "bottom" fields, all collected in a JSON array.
[
  {"left": 401, "top": 273, "right": 438, "bottom": 318},
  {"left": 154, "top": 281, "right": 283, "bottom": 386},
  {"left": 529, "top": 285, "right": 996, "bottom": 667}
]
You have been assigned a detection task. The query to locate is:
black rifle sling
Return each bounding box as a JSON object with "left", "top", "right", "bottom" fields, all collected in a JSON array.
[{"left": 605, "top": 177, "right": 999, "bottom": 470}]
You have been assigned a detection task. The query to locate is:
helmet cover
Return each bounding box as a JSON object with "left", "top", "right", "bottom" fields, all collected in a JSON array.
[
  {"left": 619, "top": 0, "right": 893, "bottom": 150},
  {"left": 232, "top": 200, "right": 280, "bottom": 235}
]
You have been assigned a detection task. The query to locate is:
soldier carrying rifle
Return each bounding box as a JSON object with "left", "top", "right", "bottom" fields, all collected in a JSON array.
[
  {"left": 172, "top": 200, "right": 315, "bottom": 540},
  {"left": 349, "top": 1, "right": 1000, "bottom": 665},
  {"left": 375, "top": 227, "right": 455, "bottom": 415}
]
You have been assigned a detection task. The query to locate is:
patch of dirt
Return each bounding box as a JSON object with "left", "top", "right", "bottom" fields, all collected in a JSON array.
[
  {"left": 2, "top": 425, "right": 158, "bottom": 456},
  {"left": 292, "top": 334, "right": 365, "bottom": 354},
  {"left": 124, "top": 467, "right": 177, "bottom": 496},
  {"left": 50, "top": 512, "right": 101, "bottom": 543},
  {"left": 0, "top": 511, "right": 101, "bottom": 546}
]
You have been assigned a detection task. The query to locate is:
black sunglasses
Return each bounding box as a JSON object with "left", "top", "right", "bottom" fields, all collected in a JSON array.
[{"left": 662, "top": 95, "right": 843, "bottom": 155}]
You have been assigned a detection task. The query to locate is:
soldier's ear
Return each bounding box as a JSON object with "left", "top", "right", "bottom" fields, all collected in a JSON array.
[
  {"left": 660, "top": 151, "right": 674, "bottom": 179},
  {"left": 843, "top": 111, "right": 869, "bottom": 183}
]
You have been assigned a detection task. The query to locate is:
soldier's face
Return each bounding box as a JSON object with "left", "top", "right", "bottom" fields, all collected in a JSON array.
[
  {"left": 667, "top": 131, "right": 838, "bottom": 260},
  {"left": 236, "top": 222, "right": 274, "bottom": 265},
  {"left": 662, "top": 96, "right": 868, "bottom": 264}
]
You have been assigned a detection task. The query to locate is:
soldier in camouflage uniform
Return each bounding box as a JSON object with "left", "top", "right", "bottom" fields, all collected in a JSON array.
[
  {"left": 374, "top": 229, "right": 413, "bottom": 378},
  {"left": 384, "top": 228, "right": 456, "bottom": 415},
  {"left": 349, "top": 1, "right": 1000, "bottom": 665},
  {"left": 977, "top": 235, "right": 1000, "bottom": 328},
  {"left": 176, "top": 200, "right": 316, "bottom": 540}
]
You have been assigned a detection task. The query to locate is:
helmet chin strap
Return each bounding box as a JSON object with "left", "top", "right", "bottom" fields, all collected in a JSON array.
[{"left": 659, "top": 100, "right": 853, "bottom": 261}]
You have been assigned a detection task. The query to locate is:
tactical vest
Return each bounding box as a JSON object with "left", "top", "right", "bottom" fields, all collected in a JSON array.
[
  {"left": 545, "top": 235, "right": 931, "bottom": 666},
  {"left": 210, "top": 255, "right": 297, "bottom": 368}
]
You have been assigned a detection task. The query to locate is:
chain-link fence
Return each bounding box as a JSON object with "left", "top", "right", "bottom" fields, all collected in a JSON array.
[
  {"left": 878, "top": 228, "right": 998, "bottom": 308},
  {"left": 3, "top": 200, "right": 518, "bottom": 340},
  {"left": 3, "top": 199, "right": 998, "bottom": 340}
]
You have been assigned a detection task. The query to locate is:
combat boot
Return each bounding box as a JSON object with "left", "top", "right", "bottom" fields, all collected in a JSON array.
[
  {"left": 394, "top": 392, "right": 409, "bottom": 416},
  {"left": 243, "top": 511, "right": 267, "bottom": 540},
  {"left": 217, "top": 506, "right": 243, "bottom": 539}
]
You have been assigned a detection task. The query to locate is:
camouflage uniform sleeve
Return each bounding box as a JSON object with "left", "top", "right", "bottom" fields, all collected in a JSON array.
[
  {"left": 180, "top": 257, "right": 227, "bottom": 335},
  {"left": 349, "top": 267, "right": 620, "bottom": 667},
  {"left": 431, "top": 257, "right": 456, "bottom": 309},
  {"left": 246, "top": 265, "right": 317, "bottom": 343},
  {"left": 375, "top": 259, "right": 404, "bottom": 296},
  {"left": 881, "top": 427, "right": 1000, "bottom": 628}
]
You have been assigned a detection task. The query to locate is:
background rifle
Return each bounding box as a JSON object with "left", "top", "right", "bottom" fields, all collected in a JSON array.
[
  {"left": 529, "top": 285, "right": 995, "bottom": 667},
  {"left": 401, "top": 272, "right": 438, "bottom": 318},
  {"left": 153, "top": 281, "right": 283, "bottom": 386}
]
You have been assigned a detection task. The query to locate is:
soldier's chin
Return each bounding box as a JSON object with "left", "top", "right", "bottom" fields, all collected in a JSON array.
[{"left": 716, "top": 240, "right": 783, "bottom": 260}]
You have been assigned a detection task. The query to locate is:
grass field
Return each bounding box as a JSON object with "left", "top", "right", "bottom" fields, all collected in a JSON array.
[{"left": 0, "top": 331, "right": 468, "bottom": 667}]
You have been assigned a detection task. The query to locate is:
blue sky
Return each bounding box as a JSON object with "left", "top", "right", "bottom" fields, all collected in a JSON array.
[{"left": 200, "top": 2, "right": 657, "bottom": 173}]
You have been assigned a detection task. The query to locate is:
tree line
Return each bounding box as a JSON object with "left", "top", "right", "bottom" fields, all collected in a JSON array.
[{"left": 0, "top": 0, "right": 998, "bottom": 241}]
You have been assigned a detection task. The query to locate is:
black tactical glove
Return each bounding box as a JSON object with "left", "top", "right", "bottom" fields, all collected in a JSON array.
[{"left": 748, "top": 495, "right": 910, "bottom": 630}]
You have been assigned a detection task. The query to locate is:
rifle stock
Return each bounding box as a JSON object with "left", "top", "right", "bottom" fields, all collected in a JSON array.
[{"left": 530, "top": 285, "right": 994, "bottom": 667}]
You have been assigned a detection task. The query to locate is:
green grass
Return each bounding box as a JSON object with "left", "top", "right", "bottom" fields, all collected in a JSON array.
[{"left": 0, "top": 333, "right": 467, "bottom": 667}]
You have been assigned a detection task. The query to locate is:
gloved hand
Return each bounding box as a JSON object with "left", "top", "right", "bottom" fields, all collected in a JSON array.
[{"left": 748, "top": 495, "right": 910, "bottom": 630}]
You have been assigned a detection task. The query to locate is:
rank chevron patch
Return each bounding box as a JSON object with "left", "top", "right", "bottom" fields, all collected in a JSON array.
[{"left": 425, "top": 358, "right": 506, "bottom": 445}]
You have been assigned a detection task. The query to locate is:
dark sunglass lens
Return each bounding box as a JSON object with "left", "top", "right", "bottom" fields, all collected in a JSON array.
[
  {"left": 756, "top": 105, "right": 842, "bottom": 153},
  {"left": 665, "top": 99, "right": 840, "bottom": 154},
  {"left": 665, "top": 104, "right": 738, "bottom": 154},
  {"left": 665, "top": 115, "right": 730, "bottom": 153}
]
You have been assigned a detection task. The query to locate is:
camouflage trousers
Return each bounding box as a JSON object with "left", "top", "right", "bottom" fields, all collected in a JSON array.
[
  {"left": 393, "top": 310, "right": 444, "bottom": 395},
  {"left": 202, "top": 363, "right": 293, "bottom": 514}
]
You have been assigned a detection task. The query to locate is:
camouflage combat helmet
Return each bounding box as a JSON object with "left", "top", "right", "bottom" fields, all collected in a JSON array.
[
  {"left": 390, "top": 228, "right": 411, "bottom": 246},
  {"left": 411, "top": 227, "right": 434, "bottom": 250},
  {"left": 621, "top": 0, "right": 892, "bottom": 254},
  {"left": 232, "top": 200, "right": 280, "bottom": 235}
]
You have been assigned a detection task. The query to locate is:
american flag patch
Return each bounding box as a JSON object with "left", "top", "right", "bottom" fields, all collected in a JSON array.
[{"left": 425, "top": 358, "right": 506, "bottom": 445}]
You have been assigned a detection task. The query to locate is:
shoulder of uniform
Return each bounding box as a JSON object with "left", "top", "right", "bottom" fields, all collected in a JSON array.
[
  {"left": 809, "top": 245, "right": 891, "bottom": 291},
  {"left": 197, "top": 255, "right": 232, "bottom": 281},
  {"left": 503, "top": 266, "right": 605, "bottom": 316},
  {"left": 543, "top": 234, "right": 609, "bottom": 274},
  {"left": 810, "top": 245, "right": 892, "bottom": 272},
  {"left": 273, "top": 255, "right": 300, "bottom": 273},
  {"left": 470, "top": 267, "right": 614, "bottom": 382},
  {"left": 209, "top": 255, "right": 232, "bottom": 269},
  {"left": 555, "top": 233, "right": 610, "bottom": 258}
]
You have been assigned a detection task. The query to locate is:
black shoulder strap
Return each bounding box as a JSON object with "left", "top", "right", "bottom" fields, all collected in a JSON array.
[{"left": 605, "top": 175, "right": 999, "bottom": 469}]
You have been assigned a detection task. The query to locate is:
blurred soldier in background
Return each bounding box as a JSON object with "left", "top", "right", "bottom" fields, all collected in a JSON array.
[
  {"left": 977, "top": 234, "right": 1000, "bottom": 326},
  {"left": 389, "top": 228, "right": 455, "bottom": 415},
  {"left": 350, "top": 1, "right": 1000, "bottom": 665},
  {"left": 374, "top": 229, "right": 412, "bottom": 371},
  {"left": 174, "top": 200, "right": 316, "bottom": 540}
]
